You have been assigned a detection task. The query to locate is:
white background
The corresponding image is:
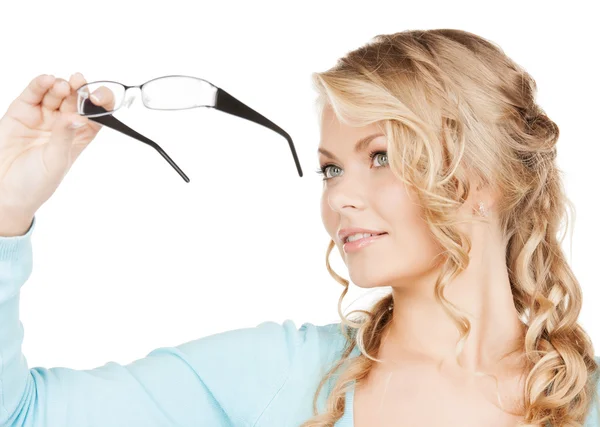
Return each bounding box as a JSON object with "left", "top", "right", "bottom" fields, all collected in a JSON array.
[{"left": 0, "top": 0, "right": 598, "bottom": 370}]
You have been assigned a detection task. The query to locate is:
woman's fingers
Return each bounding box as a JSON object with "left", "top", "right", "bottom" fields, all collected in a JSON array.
[
  {"left": 17, "top": 74, "right": 56, "bottom": 106},
  {"left": 89, "top": 86, "right": 116, "bottom": 111},
  {"left": 41, "top": 78, "right": 71, "bottom": 111},
  {"left": 59, "top": 72, "right": 87, "bottom": 114},
  {"left": 62, "top": 76, "right": 117, "bottom": 114}
]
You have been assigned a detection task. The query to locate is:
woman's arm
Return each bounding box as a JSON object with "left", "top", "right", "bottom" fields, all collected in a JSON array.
[{"left": 0, "top": 216, "right": 331, "bottom": 427}]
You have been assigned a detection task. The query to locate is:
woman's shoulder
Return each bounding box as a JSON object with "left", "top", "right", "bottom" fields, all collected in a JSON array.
[
  {"left": 167, "top": 319, "right": 348, "bottom": 371},
  {"left": 243, "top": 318, "right": 352, "bottom": 367},
  {"left": 155, "top": 319, "right": 350, "bottom": 425}
]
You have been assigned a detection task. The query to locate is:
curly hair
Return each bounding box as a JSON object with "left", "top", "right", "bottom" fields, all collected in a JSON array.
[{"left": 300, "top": 29, "right": 599, "bottom": 427}]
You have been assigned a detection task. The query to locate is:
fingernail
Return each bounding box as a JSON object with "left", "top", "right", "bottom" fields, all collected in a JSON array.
[{"left": 69, "top": 121, "right": 86, "bottom": 130}]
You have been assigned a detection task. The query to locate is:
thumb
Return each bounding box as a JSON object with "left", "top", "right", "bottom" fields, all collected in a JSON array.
[{"left": 42, "top": 114, "right": 85, "bottom": 175}]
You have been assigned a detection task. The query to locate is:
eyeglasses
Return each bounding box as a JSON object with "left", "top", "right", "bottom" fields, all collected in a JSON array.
[{"left": 75, "top": 75, "right": 303, "bottom": 182}]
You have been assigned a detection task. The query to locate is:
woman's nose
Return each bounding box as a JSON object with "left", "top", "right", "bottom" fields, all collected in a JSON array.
[{"left": 327, "top": 179, "right": 367, "bottom": 212}]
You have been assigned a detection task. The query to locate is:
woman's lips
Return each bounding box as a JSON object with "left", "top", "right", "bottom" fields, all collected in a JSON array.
[{"left": 343, "top": 232, "right": 388, "bottom": 253}]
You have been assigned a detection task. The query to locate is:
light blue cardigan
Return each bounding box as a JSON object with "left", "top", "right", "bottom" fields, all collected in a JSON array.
[{"left": 0, "top": 216, "right": 598, "bottom": 426}]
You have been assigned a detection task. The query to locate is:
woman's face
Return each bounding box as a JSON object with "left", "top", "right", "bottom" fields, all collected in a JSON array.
[{"left": 319, "top": 105, "right": 443, "bottom": 289}]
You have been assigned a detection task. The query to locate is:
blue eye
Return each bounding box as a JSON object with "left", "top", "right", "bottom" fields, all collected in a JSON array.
[
  {"left": 315, "top": 164, "right": 341, "bottom": 180},
  {"left": 371, "top": 150, "right": 389, "bottom": 167},
  {"left": 315, "top": 150, "right": 389, "bottom": 181}
]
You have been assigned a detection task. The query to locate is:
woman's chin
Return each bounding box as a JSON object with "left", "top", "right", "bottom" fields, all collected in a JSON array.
[{"left": 348, "top": 271, "right": 391, "bottom": 289}]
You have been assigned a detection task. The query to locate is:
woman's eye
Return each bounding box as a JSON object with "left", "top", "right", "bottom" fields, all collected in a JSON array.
[
  {"left": 316, "top": 150, "right": 389, "bottom": 181},
  {"left": 317, "top": 165, "right": 342, "bottom": 180},
  {"left": 372, "top": 151, "right": 389, "bottom": 167}
]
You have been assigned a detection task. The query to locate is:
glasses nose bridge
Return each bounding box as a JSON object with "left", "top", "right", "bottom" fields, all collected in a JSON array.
[{"left": 122, "top": 84, "right": 143, "bottom": 109}]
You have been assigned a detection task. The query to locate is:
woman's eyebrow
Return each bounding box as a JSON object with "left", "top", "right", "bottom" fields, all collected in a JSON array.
[{"left": 317, "top": 133, "right": 385, "bottom": 161}]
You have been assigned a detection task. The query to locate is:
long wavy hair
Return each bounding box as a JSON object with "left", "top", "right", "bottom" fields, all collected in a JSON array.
[{"left": 300, "top": 29, "right": 599, "bottom": 427}]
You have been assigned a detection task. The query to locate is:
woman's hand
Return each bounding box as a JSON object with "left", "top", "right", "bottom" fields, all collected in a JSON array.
[{"left": 0, "top": 73, "right": 114, "bottom": 235}]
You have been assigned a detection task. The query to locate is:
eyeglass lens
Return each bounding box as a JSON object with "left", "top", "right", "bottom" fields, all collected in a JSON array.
[{"left": 77, "top": 76, "right": 216, "bottom": 116}]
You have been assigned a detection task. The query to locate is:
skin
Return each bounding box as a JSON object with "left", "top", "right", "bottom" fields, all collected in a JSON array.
[
  {"left": 0, "top": 72, "right": 112, "bottom": 237},
  {"left": 318, "top": 104, "right": 527, "bottom": 426}
]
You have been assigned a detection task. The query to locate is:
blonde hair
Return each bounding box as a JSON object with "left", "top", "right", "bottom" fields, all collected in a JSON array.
[{"left": 301, "top": 29, "right": 599, "bottom": 427}]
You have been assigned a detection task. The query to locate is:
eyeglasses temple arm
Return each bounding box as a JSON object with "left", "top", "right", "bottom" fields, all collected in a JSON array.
[
  {"left": 85, "top": 104, "right": 190, "bottom": 183},
  {"left": 214, "top": 88, "right": 303, "bottom": 177}
]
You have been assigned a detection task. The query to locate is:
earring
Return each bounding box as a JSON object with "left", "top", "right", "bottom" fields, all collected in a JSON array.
[{"left": 477, "top": 201, "right": 489, "bottom": 217}]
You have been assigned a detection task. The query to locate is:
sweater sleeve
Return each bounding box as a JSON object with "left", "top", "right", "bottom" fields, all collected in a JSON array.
[
  {"left": 586, "top": 356, "right": 600, "bottom": 427},
  {"left": 0, "top": 216, "right": 322, "bottom": 427}
]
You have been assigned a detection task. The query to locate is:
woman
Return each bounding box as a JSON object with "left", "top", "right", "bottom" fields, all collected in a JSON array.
[{"left": 0, "top": 29, "right": 598, "bottom": 427}]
